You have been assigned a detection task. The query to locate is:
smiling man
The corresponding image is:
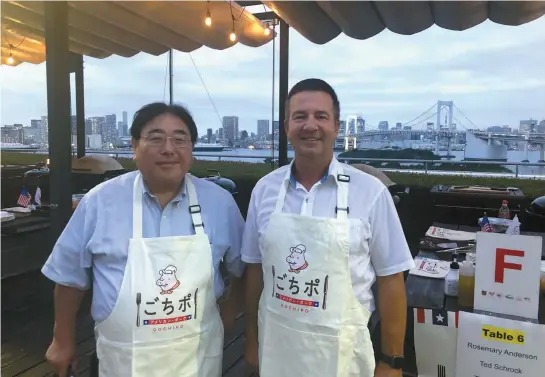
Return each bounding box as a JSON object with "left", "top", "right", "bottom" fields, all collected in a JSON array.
[
  {"left": 242, "top": 79, "right": 415, "bottom": 377},
  {"left": 41, "top": 102, "right": 245, "bottom": 377}
]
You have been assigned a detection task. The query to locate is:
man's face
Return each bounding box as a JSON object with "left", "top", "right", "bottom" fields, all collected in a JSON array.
[
  {"left": 132, "top": 113, "right": 193, "bottom": 188},
  {"left": 285, "top": 91, "right": 339, "bottom": 158}
]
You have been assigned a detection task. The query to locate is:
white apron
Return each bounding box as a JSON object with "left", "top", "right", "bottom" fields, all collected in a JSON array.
[
  {"left": 95, "top": 173, "right": 223, "bottom": 377},
  {"left": 258, "top": 169, "right": 375, "bottom": 377}
]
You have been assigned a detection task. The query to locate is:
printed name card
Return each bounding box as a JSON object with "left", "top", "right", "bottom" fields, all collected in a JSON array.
[{"left": 455, "top": 312, "right": 545, "bottom": 377}]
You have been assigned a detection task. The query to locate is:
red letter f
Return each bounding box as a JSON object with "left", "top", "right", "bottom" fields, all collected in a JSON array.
[{"left": 494, "top": 248, "right": 524, "bottom": 283}]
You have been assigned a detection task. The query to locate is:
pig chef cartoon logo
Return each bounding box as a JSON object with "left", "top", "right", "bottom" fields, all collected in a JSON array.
[
  {"left": 156, "top": 265, "right": 180, "bottom": 294},
  {"left": 286, "top": 244, "right": 309, "bottom": 274}
]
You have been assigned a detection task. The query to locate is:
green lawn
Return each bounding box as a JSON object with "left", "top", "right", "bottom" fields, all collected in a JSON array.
[{"left": 2, "top": 151, "right": 544, "bottom": 198}]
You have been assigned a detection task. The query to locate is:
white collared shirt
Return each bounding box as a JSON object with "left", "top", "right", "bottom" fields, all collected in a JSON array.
[{"left": 241, "top": 158, "right": 415, "bottom": 311}]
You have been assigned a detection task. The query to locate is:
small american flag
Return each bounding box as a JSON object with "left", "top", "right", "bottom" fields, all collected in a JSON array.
[
  {"left": 34, "top": 187, "right": 42, "bottom": 206},
  {"left": 480, "top": 216, "right": 494, "bottom": 232},
  {"left": 17, "top": 187, "right": 32, "bottom": 207}
]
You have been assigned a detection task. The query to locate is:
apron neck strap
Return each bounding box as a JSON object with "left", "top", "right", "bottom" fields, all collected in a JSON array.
[
  {"left": 335, "top": 173, "right": 350, "bottom": 220},
  {"left": 133, "top": 173, "right": 144, "bottom": 239},
  {"left": 185, "top": 175, "right": 205, "bottom": 235},
  {"left": 132, "top": 173, "right": 205, "bottom": 239},
  {"left": 273, "top": 167, "right": 351, "bottom": 220}
]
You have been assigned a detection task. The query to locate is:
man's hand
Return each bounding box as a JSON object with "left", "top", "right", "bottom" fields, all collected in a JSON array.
[
  {"left": 374, "top": 361, "right": 402, "bottom": 377},
  {"left": 244, "top": 338, "right": 259, "bottom": 371},
  {"left": 45, "top": 337, "right": 77, "bottom": 377}
]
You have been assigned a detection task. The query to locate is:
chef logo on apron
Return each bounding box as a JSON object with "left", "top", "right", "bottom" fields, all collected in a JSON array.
[
  {"left": 156, "top": 265, "right": 181, "bottom": 294},
  {"left": 271, "top": 244, "right": 330, "bottom": 313},
  {"left": 134, "top": 265, "right": 199, "bottom": 331}
]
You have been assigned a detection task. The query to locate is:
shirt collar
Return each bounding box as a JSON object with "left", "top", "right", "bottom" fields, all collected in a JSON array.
[
  {"left": 142, "top": 176, "right": 186, "bottom": 203},
  {"left": 287, "top": 157, "right": 341, "bottom": 187}
]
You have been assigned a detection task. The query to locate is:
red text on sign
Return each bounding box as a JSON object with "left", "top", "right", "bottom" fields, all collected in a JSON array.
[{"left": 494, "top": 248, "right": 524, "bottom": 283}]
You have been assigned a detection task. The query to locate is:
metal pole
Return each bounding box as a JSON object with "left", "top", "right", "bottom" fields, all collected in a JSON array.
[
  {"left": 74, "top": 53, "right": 86, "bottom": 158},
  {"left": 44, "top": 1, "right": 72, "bottom": 238},
  {"left": 169, "top": 49, "right": 174, "bottom": 104},
  {"left": 278, "top": 19, "right": 289, "bottom": 167},
  {"left": 271, "top": 22, "right": 276, "bottom": 167}
]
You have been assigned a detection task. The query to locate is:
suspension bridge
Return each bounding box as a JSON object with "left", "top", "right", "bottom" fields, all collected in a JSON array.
[{"left": 338, "top": 101, "right": 545, "bottom": 162}]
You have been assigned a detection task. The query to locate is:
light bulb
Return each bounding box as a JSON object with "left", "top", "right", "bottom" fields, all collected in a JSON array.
[
  {"left": 7, "top": 54, "right": 14, "bottom": 64},
  {"left": 205, "top": 10, "right": 212, "bottom": 26},
  {"left": 229, "top": 31, "right": 236, "bottom": 42},
  {"left": 264, "top": 27, "right": 271, "bottom": 36}
]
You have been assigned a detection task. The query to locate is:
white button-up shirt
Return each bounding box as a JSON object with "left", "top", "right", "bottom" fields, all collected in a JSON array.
[{"left": 241, "top": 158, "right": 415, "bottom": 311}]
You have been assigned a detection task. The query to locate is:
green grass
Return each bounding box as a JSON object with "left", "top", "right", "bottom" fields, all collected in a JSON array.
[{"left": 2, "top": 151, "right": 544, "bottom": 198}]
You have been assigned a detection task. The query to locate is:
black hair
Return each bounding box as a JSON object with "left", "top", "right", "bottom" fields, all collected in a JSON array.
[
  {"left": 130, "top": 102, "right": 198, "bottom": 144},
  {"left": 287, "top": 78, "right": 340, "bottom": 120}
]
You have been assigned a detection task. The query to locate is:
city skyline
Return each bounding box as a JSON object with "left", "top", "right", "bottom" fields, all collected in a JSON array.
[{"left": 2, "top": 16, "right": 545, "bottom": 133}]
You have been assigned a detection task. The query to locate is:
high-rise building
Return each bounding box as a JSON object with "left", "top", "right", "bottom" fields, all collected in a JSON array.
[
  {"left": 272, "top": 120, "right": 280, "bottom": 139},
  {"left": 40, "top": 116, "right": 48, "bottom": 142},
  {"left": 1, "top": 125, "right": 24, "bottom": 143},
  {"left": 206, "top": 128, "right": 213, "bottom": 143},
  {"left": 395, "top": 122, "right": 402, "bottom": 130},
  {"left": 122, "top": 111, "right": 128, "bottom": 126},
  {"left": 378, "top": 121, "right": 389, "bottom": 131},
  {"left": 222, "top": 116, "right": 239, "bottom": 142},
  {"left": 519, "top": 119, "right": 537, "bottom": 133},
  {"left": 339, "top": 120, "right": 346, "bottom": 136},
  {"left": 537, "top": 120, "right": 545, "bottom": 134},
  {"left": 257, "top": 119, "right": 269, "bottom": 138},
  {"left": 88, "top": 116, "right": 105, "bottom": 135},
  {"left": 103, "top": 114, "right": 117, "bottom": 143},
  {"left": 71, "top": 115, "right": 77, "bottom": 135}
]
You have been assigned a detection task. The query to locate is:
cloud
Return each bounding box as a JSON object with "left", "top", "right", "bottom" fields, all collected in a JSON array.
[{"left": 1, "top": 16, "right": 544, "bottom": 134}]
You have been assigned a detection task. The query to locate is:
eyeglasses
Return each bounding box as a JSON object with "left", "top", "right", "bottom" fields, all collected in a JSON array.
[{"left": 143, "top": 133, "right": 191, "bottom": 148}]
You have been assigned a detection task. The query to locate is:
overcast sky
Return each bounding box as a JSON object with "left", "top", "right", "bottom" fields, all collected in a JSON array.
[{"left": 2, "top": 15, "right": 544, "bottom": 134}]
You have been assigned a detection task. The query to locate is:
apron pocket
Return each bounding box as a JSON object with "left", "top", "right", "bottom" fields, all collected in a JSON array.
[
  {"left": 97, "top": 333, "right": 210, "bottom": 377},
  {"left": 259, "top": 312, "right": 356, "bottom": 377}
]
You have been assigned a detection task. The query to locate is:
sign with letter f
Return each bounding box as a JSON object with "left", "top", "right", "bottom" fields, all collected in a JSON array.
[{"left": 474, "top": 233, "right": 542, "bottom": 320}]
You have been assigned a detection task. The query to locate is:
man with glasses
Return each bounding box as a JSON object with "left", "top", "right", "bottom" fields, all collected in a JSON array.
[{"left": 42, "top": 102, "right": 245, "bottom": 377}]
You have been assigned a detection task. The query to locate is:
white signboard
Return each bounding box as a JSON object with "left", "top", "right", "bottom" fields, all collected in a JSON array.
[
  {"left": 413, "top": 308, "right": 458, "bottom": 377},
  {"left": 455, "top": 311, "right": 545, "bottom": 377},
  {"left": 474, "top": 232, "right": 542, "bottom": 319}
]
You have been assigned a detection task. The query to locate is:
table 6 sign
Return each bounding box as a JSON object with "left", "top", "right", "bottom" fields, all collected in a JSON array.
[{"left": 455, "top": 233, "right": 545, "bottom": 377}]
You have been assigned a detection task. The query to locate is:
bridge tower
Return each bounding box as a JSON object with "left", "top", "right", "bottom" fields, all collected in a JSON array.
[
  {"left": 344, "top": 115, "right": 358, "bottom": 151},
  {"left": 435, "top": 101, "right": 454, "bottom": 153}
]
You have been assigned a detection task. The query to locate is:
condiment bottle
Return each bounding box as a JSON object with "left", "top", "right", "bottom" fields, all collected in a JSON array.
[
  {"left": 444, "top": 259, "right": 460, "bottom": 297},
  {"left": 498, "top": 200, "right": 511, "bottom": 219},
  {"left": 458, "top": 261, "right": 475, "bottom": 308}
]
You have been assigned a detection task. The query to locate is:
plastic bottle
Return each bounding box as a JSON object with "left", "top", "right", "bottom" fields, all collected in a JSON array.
[
  {"left": 444, "top": 260, "right": 460, "bottom": 297},
  {"left": 458, "top": 261, "right": 475, "bottom": 308},
  {"left": 498, "top": 200, "right": 511, "bottom": 219}
]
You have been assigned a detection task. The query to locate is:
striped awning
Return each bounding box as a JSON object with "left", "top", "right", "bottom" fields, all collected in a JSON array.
[
  {"left": 261, "top": 1, "right": 545, "bottom": 44},
  {"left": 1, "top": 1, "right": 275, "bottom": 66}
]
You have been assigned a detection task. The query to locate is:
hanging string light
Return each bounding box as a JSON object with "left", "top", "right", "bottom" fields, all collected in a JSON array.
[
  {"left": 229, "top": 3, "right": 236, "bottom": 42},
  {"left": 204, "top": 0, "right": 212, "bottom": 26},
  {"left": 2, "top": 29, "right": 25, "bottom": 65}
]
